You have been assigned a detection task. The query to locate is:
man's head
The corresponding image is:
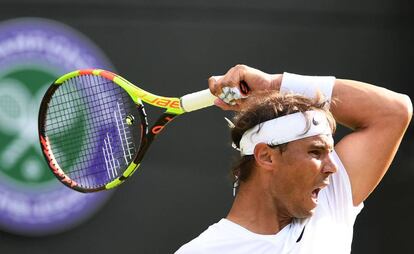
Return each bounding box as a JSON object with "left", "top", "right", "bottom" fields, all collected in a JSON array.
[{"left": 230, "top": 92, "right": 338, "bottom": 218}]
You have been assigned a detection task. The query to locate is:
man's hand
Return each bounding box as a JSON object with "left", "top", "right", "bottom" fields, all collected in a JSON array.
[{"left": 208, "top": 64, "right": 281, "bottom": 111}]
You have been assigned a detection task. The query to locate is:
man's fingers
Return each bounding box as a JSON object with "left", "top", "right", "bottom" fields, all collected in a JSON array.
[
  {"left": 208, "top": 75, "right": 224, "bottom": 96},
  {"left": 214, "top": 98, "right": 232, "bottom": 110},
  {"left": 214, "top": 98, "right": 241, "bottom": 111},
  {"left": 218, "top": 87, "right": 246, "bottom": 104}
]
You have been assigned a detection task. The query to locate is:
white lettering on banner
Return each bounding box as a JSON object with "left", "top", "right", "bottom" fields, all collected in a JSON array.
[
  {"left": 0, "top": 34, "right": 92, "bottom": 68},
  {"left": 0, "top": 188, "right": 88, "bottom": 223}
]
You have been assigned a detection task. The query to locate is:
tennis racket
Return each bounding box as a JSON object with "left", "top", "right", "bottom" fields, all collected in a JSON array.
[{"left": 38, "top": 69, "right": 240, "bottom": 193}]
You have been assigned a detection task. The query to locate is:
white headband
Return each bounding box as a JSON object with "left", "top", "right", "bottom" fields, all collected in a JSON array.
[{"left": 239, "top": 110, "right": 332, "bottom": 156}]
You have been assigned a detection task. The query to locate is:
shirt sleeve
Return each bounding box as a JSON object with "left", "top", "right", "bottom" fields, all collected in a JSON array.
[{"left": 321, "top": 150, "right": 364, "bottom": 224}]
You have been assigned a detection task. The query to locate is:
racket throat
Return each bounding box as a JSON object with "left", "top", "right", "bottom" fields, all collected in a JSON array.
[{"left": 150, "top": 113, "right": 177, "bottom": 135}]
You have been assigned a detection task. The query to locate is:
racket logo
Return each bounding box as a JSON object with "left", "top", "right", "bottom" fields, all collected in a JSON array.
[
  {"left": 143, "top": 95, "right": 180, "bottom": 109},
  {"left": 151, "top": 116, "right": 173, "bottom": 134},
  {"left": 39, "top": 135, "right": 78, "bottom": 188}
]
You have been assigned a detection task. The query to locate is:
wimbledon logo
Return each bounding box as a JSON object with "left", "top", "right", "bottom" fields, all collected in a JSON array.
[{"left": 0, "top": 18, "right": 114, "bottom": 236}]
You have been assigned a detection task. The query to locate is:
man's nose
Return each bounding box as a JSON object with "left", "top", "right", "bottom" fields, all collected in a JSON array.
[{"left": 322, "top": 152, "right": 338, "bottom": 174}]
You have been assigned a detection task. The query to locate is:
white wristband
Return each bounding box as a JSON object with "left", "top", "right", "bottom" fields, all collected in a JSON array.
[{"left": 280, "top": 72, "right": 335, "bottom": 101}]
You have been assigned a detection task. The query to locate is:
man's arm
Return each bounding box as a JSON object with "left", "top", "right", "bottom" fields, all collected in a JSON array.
[
  {"left": 209, "top": 64, "right": 413, "bottom": 206},
  {"left": 330, "top": 79, "right": 412, "bottom": 206}
]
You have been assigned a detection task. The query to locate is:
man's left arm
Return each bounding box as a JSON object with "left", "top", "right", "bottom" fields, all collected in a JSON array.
[{"left": 329, "top": 79, "right": 412, "bottom": 206}]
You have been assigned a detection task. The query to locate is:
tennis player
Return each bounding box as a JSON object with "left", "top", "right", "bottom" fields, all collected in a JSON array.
[{"left": 175, "top": 65, "right": 412, "bottom": 254}]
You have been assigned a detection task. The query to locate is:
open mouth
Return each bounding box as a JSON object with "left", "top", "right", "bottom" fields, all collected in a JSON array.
[{"left": 311, "top": 188, "right": 321, "bottom": 200}]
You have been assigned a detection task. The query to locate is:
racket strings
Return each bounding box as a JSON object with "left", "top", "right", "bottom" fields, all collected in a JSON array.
[
  {"left": 61, "top": 78, "right": 130, "bottom": 186},
  {"left": 44, "top": 75, "right": 139, "bottom": 189}
]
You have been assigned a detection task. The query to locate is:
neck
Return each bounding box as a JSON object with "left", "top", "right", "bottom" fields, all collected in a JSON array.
[{"left": 226, "top": 180, "right": 293, "bottom": 235}]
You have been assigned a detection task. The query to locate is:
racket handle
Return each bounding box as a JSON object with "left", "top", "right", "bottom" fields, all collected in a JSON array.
[{"left": 181, "top": 89, "right": 216, "bottom": 112}]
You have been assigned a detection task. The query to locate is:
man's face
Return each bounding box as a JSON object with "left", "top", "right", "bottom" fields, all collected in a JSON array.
[{"left": 270, "top": 134, "right": 337, "bottom": 219}]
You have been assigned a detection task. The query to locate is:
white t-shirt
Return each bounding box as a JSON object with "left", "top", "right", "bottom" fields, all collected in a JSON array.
[{"left": 175, "top": 151, "right": 363, "bottom": 254}]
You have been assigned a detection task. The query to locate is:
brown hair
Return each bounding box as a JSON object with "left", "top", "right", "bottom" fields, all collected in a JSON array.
[{"left": 230, "top": 91, "right": 336, "bottom": 184}]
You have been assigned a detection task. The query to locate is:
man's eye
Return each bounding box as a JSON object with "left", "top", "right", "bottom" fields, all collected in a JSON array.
[{"left": 309, "top": 150, "right": 321, "bottom": 157}]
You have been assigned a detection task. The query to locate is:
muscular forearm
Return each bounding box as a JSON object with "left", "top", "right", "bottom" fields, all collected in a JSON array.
[
  {"left": 330, "top": 79, "right": 412, "bottom": 130},
  {"left": 271, "top": 73, "right": 412, "bottom": 131}
]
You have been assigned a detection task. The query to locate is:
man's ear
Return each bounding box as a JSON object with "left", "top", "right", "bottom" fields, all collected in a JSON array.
[{"left": 253, "top": 143, "right": 277, "bottom": 171}]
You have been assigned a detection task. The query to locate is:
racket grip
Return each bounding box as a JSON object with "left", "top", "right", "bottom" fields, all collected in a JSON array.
[{"left": 181, "top": 89, "right": 216, "bottom": 112}]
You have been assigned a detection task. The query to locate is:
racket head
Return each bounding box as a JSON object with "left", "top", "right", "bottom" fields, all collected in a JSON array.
[{"left": 38, "top": 69, "right": 147, "bottom": 192}]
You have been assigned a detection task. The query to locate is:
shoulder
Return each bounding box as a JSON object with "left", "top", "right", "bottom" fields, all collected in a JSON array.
[
  {"left": 175, "top": 218, "right": 265, "bottom": 254},
  {"left": 175, "top": 219, "right": 228, "bottom": 254}
]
